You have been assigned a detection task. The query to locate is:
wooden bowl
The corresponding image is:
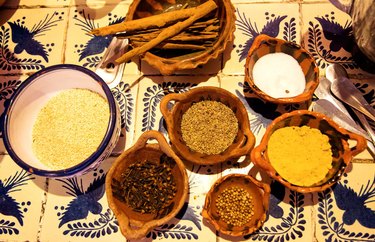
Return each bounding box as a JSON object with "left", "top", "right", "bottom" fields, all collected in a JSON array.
[
  {"left": 245, "top": 34, "right": 319, "bottom": 104},
  {"left": 251, "top": 110, "right": 367, "bottom": 193},
  {"left": 202, "top": 174, "right": 270, "bottom": 237},
  {"left": 106, "top": 130, "right": 188, "bottom": 240},
  {"left": 126, "top": 0, "right": 235, "bottom": 75},
  {"left": 160, "top": 86, "right": 255, "bottom": 165}
]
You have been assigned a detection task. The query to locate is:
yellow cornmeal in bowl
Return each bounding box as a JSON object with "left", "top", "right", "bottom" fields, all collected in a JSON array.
[
  {"left": 32, "top": 88, "right": 110, "bottom": 170},
  {"left": 267, "top": 126, "right": 332, "bottom": 186}
]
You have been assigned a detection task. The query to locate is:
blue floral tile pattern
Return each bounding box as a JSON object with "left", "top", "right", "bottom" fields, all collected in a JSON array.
[
  {"left": 40, "top": 157, "right": 124, "bottom": 241},
  {"left": 0, "top": 156, "right": 46, "bottom": 241},
  {"left": 223, "top": 3, "right": 300, "bottom": 75},
  {"left": 0, "top": 8, "right": 68, "bottom": 74},
  {"left": 314, "top": 163, "right": 375, "bottom": 242}
]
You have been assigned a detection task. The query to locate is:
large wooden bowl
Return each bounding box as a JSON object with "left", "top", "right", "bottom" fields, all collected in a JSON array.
[
  {"left": 106, "top": 130, "right": 188, "bottom": 240},
  {"left": 126, "top": 0, "right": 235, "bottom": 75},
  {"left": 160, "top": 86, "right": 255, "bottom": 165},
  {"left": 251, "top": 110, "right": 367, "bottom": 193}
]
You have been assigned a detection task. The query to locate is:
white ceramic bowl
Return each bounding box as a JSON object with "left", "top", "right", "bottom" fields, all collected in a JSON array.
[{"left": 3, "top": 64, "right": 121, "bottom": 178}]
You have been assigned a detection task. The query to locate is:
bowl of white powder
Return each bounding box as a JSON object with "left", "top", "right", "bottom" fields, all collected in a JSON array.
[
  {"left": 244, "top": 34, "right": 319, "bottom": 104},
  {"left": 3, "top": 64, "right": 121, "bottom": 178}
]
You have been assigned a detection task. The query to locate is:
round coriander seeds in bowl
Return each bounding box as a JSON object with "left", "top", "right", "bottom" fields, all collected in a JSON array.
[
  {"left": 202, "top": 174, "right": 270, "bottom": 237},
  {"left": 160, "top": 86, "right": 255, "bottom": 165},
  {"left": 3, "top": 64, "right": 121, "bottom": 178}
]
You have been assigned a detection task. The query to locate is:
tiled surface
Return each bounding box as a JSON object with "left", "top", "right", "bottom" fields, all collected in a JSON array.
[{"left": 0, "top": 1, "right": 375, "bottom": 242}]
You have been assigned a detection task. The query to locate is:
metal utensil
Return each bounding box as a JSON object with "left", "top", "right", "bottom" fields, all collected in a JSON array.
[
  {"left": 315, "top": 76, "right": 352, "bottom": 116},
  {"left": 312, "top": 99, "right": 371, "bottom": 141},
  {"left": 95, "top": 36, "right": 129, "bottom": 155},
  {"left": 325, "top": 64, "right": 375, "bottom": 157},
  {"left": 328, "top": 64, "right": 375, "bottom": 122},
  {"left": 95, "top": 36, "right": 129, "bottom": 88}
]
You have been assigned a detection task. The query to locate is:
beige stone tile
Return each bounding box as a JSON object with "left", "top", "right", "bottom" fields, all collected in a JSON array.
[
  {"left": 223, "top": 2, "right": 301, "bottom": 75},
  {"left": 0, "top": 8, "right": 68, "bottom": 75},
  {"left": 313, "top": 163, "right": 375, "bottom": 242},
  {"left": 0, "top": 155, "right": 47, "bottom": 242}
]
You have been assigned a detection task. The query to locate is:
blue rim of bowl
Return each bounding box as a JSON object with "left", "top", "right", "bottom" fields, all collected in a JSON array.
[{"left": 2, "top": 64, "right": 118, "bottom": 177}]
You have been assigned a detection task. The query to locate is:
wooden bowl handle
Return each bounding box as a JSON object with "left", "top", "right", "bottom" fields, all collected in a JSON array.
[
  {"left": 160, "top": 92, "right": 186, "bottom": 127},
  {"left": 250, "top": 145, "right": 274, "bottom": 173},
  {"left": 235, "top": 130, "right": 256, "bottom": 156},
  {"left": 344, "top": 129, "right": 368, "bottom": 157},
  {"left": 132, "top": 130, "right": 168, "bottom": 150}
]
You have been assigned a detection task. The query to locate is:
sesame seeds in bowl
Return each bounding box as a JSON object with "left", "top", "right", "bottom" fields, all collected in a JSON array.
[{"left": 3, "top": 64, "right": 121, "bottom": 178}]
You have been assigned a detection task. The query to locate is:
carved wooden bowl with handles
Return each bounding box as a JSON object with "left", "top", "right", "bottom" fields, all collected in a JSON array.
[
  {"left": 106, "top": 130, "right": 188, "bottom": 240},
  {"left": 245, "top": 34, "right": 319, "bottom": 104},
  {"left": 160, "top": 86, "right": 256, "bottom": 165},
  {"left": 202, "top": 174, "right": 270, "bottom": 237},
  {"left": 126, "top": 0, "right": 235, "bottom": 75},
  {"left": 251, "top": 110, "right": 367, "bottom": 193}
]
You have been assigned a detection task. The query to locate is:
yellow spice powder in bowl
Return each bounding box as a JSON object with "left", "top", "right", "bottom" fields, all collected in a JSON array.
[
  {"left": 251, "top": 110, "right": 367, "bottom": 193},
  {"left": 267, "top": 126, "right": 332, "bottom": 187},
  {"left": 3, "top": 64, "right": 121, "bottom": 178}
]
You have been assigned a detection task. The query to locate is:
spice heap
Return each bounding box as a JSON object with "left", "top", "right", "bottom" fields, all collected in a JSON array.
[
  {"left": 252, "top": 52, "right": 306, "bottom": 98},
  {"left": 112, "top": 155, "right": 177, "bottom": 216},
  {"left": 181, "top": 100, "right": 238, "bottom": 155},
  {"left": 267, "top": 126, "right": 333, "bottom": 186},
  {"left": 216, "top": 186, "right": 254, "bottom": 226},
  {"left": 32, "top": 88, "right": 109, "bottom": 170}
]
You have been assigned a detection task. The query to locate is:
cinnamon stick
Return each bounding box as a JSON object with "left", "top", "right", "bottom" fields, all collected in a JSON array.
[
  {"left": 91, "top": 1, "right": 215, "bottom": 36},
  {"left": 115, "top": 0, "right": 218, "bottom": 64}
]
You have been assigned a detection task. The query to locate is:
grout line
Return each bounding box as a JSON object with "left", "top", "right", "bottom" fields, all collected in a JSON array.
[{"left": 36, "top": 177, "right": 50, "bottom": 242}]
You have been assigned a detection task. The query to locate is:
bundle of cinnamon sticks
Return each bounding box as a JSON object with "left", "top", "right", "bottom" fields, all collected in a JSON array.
[{"left": 91, "top": 0, "right": 218, "bottom": 64}]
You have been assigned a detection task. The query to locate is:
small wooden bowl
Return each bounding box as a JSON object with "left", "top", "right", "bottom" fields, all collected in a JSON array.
[
  {"left": 202, "top": 174, "right": 270, "bottom": 237},
  {"left": 126, "top": 0, "right": 235, "bottom": 75},
  {"left": 245, "top": 34, "right": 319, "bottom": 104},
  {"left": 106, "top": 130, "right": 188, "bottom": 240},
  {"left": 160, "top": 86, "right": 255, "bottom": 165},
  {"left": 251, "top": 110, "right": 367, "bottom": 193}
]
